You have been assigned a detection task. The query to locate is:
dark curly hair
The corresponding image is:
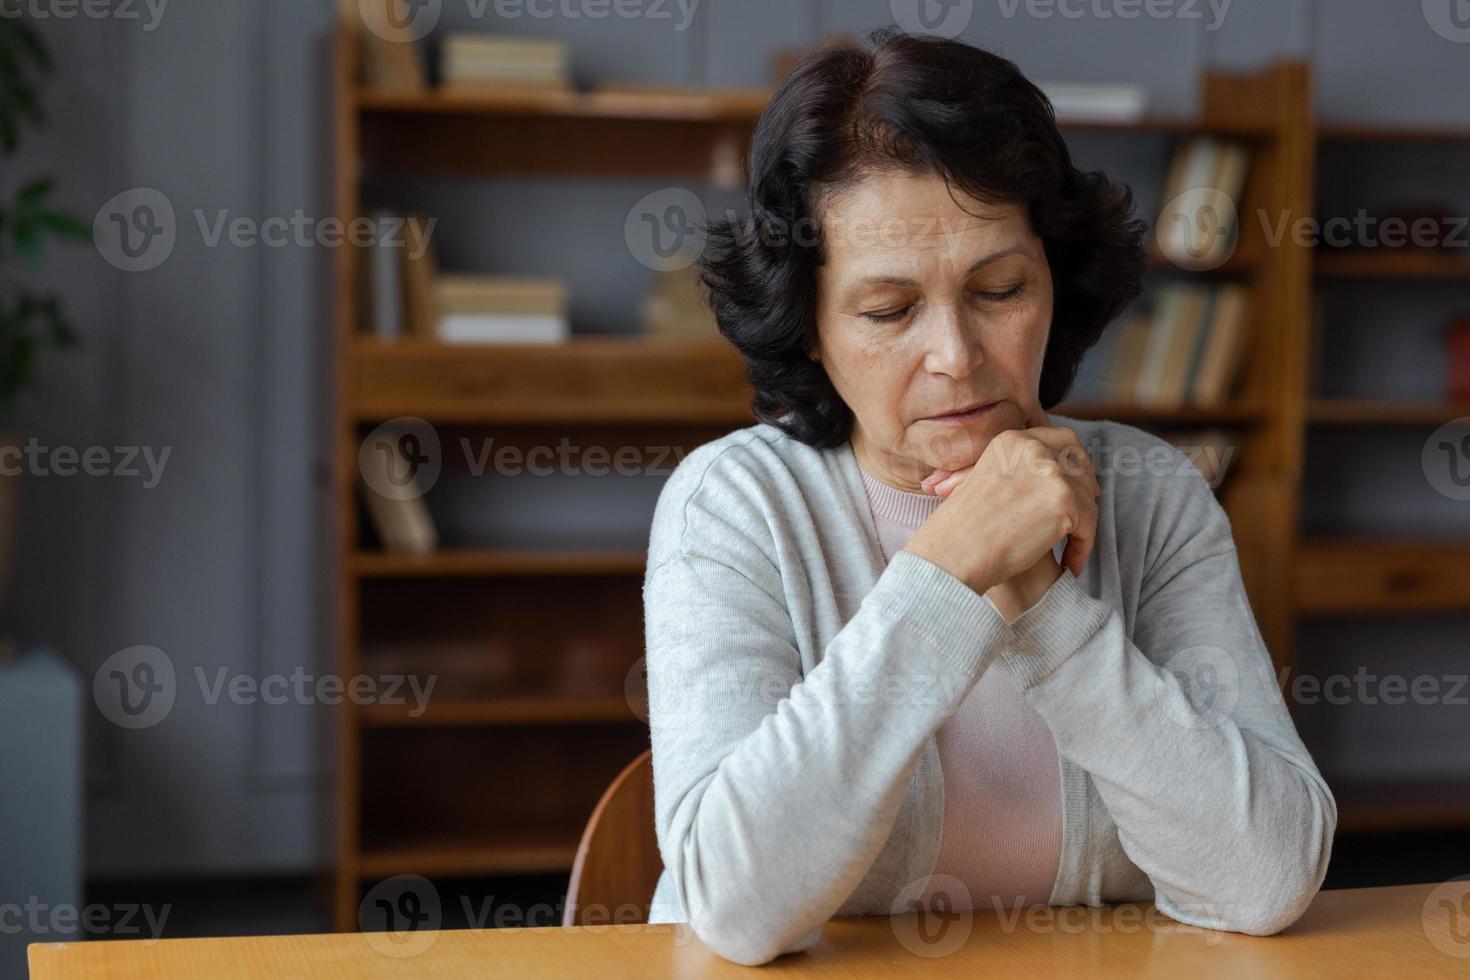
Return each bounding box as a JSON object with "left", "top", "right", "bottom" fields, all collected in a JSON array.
[{"left": 698, "top": 27, "right": 1148, "bottom": 448}]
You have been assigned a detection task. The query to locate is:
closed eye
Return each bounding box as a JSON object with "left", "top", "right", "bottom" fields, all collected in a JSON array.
[
  {"left": 975, "top": 283, "right": 1024, "bottom": 302},
  {"left": 861, "top": 305, "right": 912, "bottom": 323}
]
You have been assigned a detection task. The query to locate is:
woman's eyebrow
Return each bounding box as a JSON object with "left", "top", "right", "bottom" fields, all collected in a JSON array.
[{"left": 844, "top": 245, "right": 1030, "bottom": 292}]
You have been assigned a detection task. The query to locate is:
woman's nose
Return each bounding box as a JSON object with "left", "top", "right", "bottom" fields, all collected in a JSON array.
[{"left": 922, "top": 303, "right": 982, "bottom": 379}]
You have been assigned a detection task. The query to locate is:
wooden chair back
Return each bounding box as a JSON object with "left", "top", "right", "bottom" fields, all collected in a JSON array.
[{"left": 563, "top": 748, "right": 663, "bottom": 927}]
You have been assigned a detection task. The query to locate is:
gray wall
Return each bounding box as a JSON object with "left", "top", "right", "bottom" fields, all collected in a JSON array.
[{"left": 9, "top": 0, "right": 1469, "bottom": 877}]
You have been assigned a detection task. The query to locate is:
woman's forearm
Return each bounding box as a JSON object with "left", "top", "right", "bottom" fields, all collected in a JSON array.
[
  {"left": 646, "top": 548, "right": 1008, "bottom": 965},
  {"left": 996, "top": 499, "right": 1335, "bottom": 933}
]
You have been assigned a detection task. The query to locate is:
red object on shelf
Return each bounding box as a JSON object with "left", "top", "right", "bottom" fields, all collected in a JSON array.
[{"left": 1450, "top": 316, "right": 1470, "bottom": 401}]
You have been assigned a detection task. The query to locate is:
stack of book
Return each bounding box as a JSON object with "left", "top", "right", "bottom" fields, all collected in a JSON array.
[
  {"left": 641, "top": 265, "right": 720, "bottom": 340},
  {"left": 1039, "top": 81, "right": 1148, "bottom": 123},
  {"left": 1155, "top": 138, "right": 1252, "bottom": 270},
  {"left": 358, "top": 209, "right": 570, "bottom": 343},
  {"left": 1105, "top": 283, "right": 1251, "bottom": 408},
  {"left": 439, "top": 34, "right": 570, "bottom": 93},
  {"left": 437, "top": 276, "right": 569, "bottom": 344}
]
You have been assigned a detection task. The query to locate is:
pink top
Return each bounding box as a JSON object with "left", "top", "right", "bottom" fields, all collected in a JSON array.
[{"left": 858, "top": 463, "right": 1062, "bottom": 912}]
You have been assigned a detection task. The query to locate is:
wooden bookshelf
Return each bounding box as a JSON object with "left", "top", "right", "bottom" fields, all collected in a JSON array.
[
  {"left": 331, "top": 18, "right": 1333, "bottom": 927},
  {"left": 1303, "top": 125, "right": 1470, "bottom": 831}
]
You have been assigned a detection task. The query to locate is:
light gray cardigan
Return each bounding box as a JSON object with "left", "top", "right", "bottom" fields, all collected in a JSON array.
[{"left": 642, "top": 414, "right": 1335, "bottom": 966}]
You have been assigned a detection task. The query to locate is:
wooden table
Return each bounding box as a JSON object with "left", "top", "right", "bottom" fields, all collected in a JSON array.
[{"left": 29, "top": 883, "right": 1470, "bottom": 978}]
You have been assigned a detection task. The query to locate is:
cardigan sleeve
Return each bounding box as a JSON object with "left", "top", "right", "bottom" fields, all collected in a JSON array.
[
  {"left": 993, "top": 449, "right": 1336, "bottom": 935},
  {"left": 644, "top": 536, "right": 1007, "bottom": 966}
]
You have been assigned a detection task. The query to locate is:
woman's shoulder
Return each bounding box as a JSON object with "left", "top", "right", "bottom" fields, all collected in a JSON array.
[
  {"left": 1047, "top": 413, "right": 1220, "bottom": 502},
  {"left": 648, "top": 419, "right": 832, "bottom": 568},
  {"left": 1050, "top": 413, "right": 1236, "bottom": 570}
]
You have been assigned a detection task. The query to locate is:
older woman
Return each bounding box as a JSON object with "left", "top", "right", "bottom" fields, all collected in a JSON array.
[{"left": 641, "top": 29, "right": 1334, "bottom": 966}]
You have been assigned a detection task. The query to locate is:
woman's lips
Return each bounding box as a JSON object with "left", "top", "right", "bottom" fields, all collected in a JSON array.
[{"left": 922, "top": 400, "right": 1000, "bottom": 425}]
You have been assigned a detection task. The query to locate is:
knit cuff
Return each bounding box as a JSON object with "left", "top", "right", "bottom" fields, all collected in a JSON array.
[
  {"left": 995, "top": 567, "right": 1114, "bottom": 689},
  {"left": 863, "top": 549, "right": 1010, "bottom": 680}
]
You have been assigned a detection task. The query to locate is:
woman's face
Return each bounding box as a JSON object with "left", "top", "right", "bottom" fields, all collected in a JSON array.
[{"left": 812, "top": 170, "right": 1053, "bottom": 491}]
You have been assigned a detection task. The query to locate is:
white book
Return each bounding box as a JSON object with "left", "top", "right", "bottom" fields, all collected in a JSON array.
[
  {"left": 1161, "top": 139, "right": 1221, "bottom": 265},
  {"left": 438, "top": 313, "right": 569, "bottom": 344},
  {"left": 1040, "top": 82, "right": 1148, "bottom": 122}
]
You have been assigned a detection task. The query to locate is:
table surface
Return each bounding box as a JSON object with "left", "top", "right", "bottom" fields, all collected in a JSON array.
[{"left": 28, "top": 882, "right": 1470, "bottom": 978}]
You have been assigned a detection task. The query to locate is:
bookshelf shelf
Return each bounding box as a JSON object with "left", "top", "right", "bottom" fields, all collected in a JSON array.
[
  {"left": 358, "top": 84, "right": 773, "bottom": 123},
  {"left": 1294, "top": 537, "right": 1470, "bottom": 616},
  {"left": 1054, "top": 400, "right": 1267, "bottom": 424},
  {"left": 349, "top": 548, "right": 647, "bottom": 579},
  {"left": 1306, "top": 399, "right": 1470, "bottom": 426},
  {"left": 1146, "top": 245, "right": 1260, "bottom": 276},
  {"left": 348, "top": 337, "right": 752, "bottom": 425},
  {"left": 1314, "top": 249, "right": 1470, "bottom": 280},
  {"left": 1317, "top": 123, "right": 1470, "bottom": 144},
  {"left": 358, "top": 832, "right": 583, "bottom": 878},
  {"left": 360, "top": 695, "right": 639, "bottom": 728},
  {"left": 358, "top": 85, "right": 1274, "bottom": 138},
  {"left": 1332, "top": 779, "right": 1470, "bottom": 833}
]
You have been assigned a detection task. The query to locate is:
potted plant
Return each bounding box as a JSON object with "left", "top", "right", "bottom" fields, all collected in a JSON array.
[{"left": 0, "top": 4, "right": 88, "bottom": 621}]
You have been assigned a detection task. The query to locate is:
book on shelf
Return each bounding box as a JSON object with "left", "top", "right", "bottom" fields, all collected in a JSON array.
[
  {"left": 358, "top": 210, "right": 439, "bottom": 339},
  {"left": 1449, "top": 315, "right": 1470, "bottom": 401},
  {"left": 365, "top": 208, "right": 404, "bottom": 340},
  {"left": 1155, "top": 138, "right": 1251, "bottom": 270},
  {"left": 435, "top": 274, "right": 570, "bottom": 344},
  {"left": 358, "top": 439, "right": 439, "bottom": 556},
  {"left": 438, "top": 34, "right": 571, "bottom": 93},
  {"left": 1039, "top": 81, "right": 1148, "bottom": 123},
  {"left": 1107, "top": 283, "right": 1251, "bottom": 407},
  {"left": 356, "top": 4, "right": 427, "bottom": 95},
  {"left": 642, "top": 265, "right": 720, "bottom": 339}
]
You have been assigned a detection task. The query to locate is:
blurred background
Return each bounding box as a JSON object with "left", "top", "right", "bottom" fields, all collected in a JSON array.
[{"left": 2, "top": 0, "right": 1469, "bottom": 974}]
